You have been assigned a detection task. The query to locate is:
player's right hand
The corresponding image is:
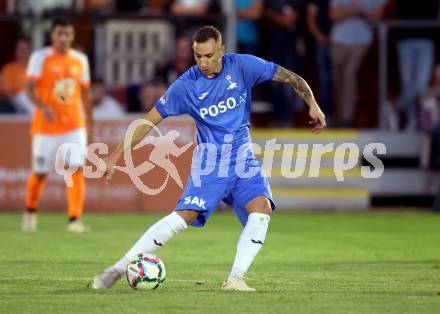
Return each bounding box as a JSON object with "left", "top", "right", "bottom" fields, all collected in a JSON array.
[
  {"left": 308, "top": 104, "right": 326, "bottom": 134},
  {"left": 103, "top": 157, "right": 117, "bottom": 184},
  {"left": 41, "top": 106, "right": 55, "bottom": 123}
]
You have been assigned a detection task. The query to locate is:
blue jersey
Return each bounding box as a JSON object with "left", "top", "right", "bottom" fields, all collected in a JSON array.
[{"left": 155, "top": 53, "right": 278, "bottom": 165}]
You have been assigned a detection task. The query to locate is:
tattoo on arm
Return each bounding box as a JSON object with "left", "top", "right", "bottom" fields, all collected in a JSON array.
[{"left": 272, "top": 65, "right": 315, "bottom": 104}]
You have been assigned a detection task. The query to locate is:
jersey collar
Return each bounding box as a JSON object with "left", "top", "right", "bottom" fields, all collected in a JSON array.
[{"left": 50, "top": 46, "right": 71, "bottom": 56}]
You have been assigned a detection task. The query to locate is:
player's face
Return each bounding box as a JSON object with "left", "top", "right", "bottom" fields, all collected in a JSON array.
[
  {"left": 51, "top": 25, "right": 74, "bottom": 53},
  {"left": 193, "top": 38, "right": 225, "bottom": 77}
]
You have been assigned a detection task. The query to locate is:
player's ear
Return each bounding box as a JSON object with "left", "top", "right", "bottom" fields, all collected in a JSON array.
[{"left": 220, "top": 45, "right": 225, "bottom": 56}]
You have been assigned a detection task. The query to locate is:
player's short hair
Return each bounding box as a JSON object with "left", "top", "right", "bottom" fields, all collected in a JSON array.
[
  {"left": 192, "top": 26, "right": 222, "bottom": 44},
  {"left": 51, "top": 17, "right": 73, "bottom": 31}
]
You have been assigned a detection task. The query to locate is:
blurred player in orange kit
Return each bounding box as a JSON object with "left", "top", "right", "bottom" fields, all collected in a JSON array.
[
  {"left": 21, "top": 18, "right": 93, "bottom": 233},
  {"left": 1, "top": 38, "right": 34, "bottom": 114}
]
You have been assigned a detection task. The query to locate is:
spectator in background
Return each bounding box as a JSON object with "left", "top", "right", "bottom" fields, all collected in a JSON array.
[
  {"left": 140, "top": 0, "right": 167, "bottom": 12},
  {"left": 92, "top": 79, "right": 125, "bottom": 118},
  {"left": 156, "top": 36, "right": 194, "bottom": 85},
  {"left": 1, "top": 38, "right": 34, "bottom": 114},
  {"left": 392, "top": 0, "right": 439, "bottom": 132},
  {"left": 236, "top": 0, "right": 264, "bottom": 55},
  {"left": 265, "top": 0, "right": 303, "bottom": 127},
  {"left": 84, "top": 0, "right": 165, "bottom": 12},
  {"left": 170, "top": 0, "right": 210, "bottom": 15},
  {"left": 306, "top": 0, "right": 332, "bottom": 121},
  {"left": 418, "top": 65, "right": 440, "bottom": 212},
  {"left": 419, "top": 65, "right": 440, "bottom": 169},
  {"left": 83, "top": 0, "right": 115, "bottom": 13},
  {"left": 116, "top": 0, "right": 166, "bottom": 12},
  {"left": 137, "top": 81, "right": 166, "bottom": 112},
  {"left": 329, "top": 0, "right": 385, "bottom": 127},
  {"left": 0, "top": 80, "right": 16, "bottom": 113},
  {"left": 17, "top": 0, "right": 75, "bottom": 12},
  {"left": 169, "top": 0, "right": 214, "bottom": 37}
]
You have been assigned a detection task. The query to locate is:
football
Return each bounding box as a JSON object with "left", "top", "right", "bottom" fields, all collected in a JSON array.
[{"left": 126, "top": 253, "right": 166, "bottom": 290}]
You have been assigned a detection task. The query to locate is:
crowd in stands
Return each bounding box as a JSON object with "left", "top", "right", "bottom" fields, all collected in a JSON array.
[
  {"left": 0, "top": 0, "right": 439, "bottom": 133},
  {"left": 8, "top": 0, "right": 216, "bottom": 14}
]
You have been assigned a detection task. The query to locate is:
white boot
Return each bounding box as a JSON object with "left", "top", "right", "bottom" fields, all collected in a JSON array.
[
  {"left": 221, "top": 277, "right": 256, "bottom": 292},
  {"left": 89, "top": 266, "right": 122, "bottom": 289},
  {"left": 67, "top": 219, "right": 91, "bottom": 233},
  {"left": 21, "top": 212, "right": 37, "bottom": 232}
]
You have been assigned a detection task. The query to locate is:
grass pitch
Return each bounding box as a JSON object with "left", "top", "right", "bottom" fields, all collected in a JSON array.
[{"left": 1, "top": 211, "right": 440, "bottom": 314}]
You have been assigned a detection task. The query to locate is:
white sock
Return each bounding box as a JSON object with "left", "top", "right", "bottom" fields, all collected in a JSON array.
[
  {"left": 113, "top": 212, "right": 187, "bottom": 273},
  {"left": 228, "top": 213, "right": 270, "bottom": 280}
]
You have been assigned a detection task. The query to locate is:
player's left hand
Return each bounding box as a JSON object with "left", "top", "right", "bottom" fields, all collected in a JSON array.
[{"left": 308, "top": 104, "right": 326, "bottom": 134}]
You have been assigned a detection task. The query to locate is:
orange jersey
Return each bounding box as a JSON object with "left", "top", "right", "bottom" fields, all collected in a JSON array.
[
  {"left": 1, "top": 62, "right": 27, "bottom": 96},
  {"left": 26, "top": 47, "right": 91, "bottom": 135}
]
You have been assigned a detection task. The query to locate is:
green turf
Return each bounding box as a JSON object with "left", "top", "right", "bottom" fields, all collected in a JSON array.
[{"left": 1, "top": 211, "right": 440, "bottom": 314}]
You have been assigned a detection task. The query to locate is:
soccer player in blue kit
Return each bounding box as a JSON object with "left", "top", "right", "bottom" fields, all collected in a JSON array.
[{"left": 91, "top": 26, "right": 326, "bottom": 291}]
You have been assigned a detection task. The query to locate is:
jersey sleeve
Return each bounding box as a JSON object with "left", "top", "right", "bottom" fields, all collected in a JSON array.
[
  {"left": 26, "top": 51, "right": 44, "bottom": 80},
  {"left": 154, "top": 79, "right": 190, "bottom": 118},
  {"left": 79, "top": 54, "right": 91, "bottom": 88},
  {"left": 236, "top": 54, "right": 278, "bottom": 86}
]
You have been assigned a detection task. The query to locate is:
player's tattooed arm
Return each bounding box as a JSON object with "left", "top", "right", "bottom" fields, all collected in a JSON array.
[
  {"left": 272, "top": 65, "right": 316, "bottom": 105},
  {"left": 272, "top": 65, "right": 326, "bottom": 133}
]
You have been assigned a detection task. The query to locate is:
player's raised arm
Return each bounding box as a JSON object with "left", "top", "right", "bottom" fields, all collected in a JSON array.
[
  {"left": 103, "top": 107, "right": 163, "bottom": 183},
  {"left": 272, "top": 65, "right": 326, "bottom": 133},
  {"left": 104, "top": 75, "right": 189, "bottom": 183}
]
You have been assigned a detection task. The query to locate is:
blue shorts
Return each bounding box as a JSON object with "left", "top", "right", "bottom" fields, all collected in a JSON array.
[{"left": 175, "top": 158, "right": 275, "bottom": 227}]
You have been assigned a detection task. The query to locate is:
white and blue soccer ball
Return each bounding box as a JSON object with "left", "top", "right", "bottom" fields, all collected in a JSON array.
[{"left": 126, "top": 253, "right": 166, "bottom": 290}]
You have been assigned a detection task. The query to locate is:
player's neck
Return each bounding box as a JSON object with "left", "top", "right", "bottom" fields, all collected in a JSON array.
[{"left": 52, "top": 45, "right": 70, "bottom": 55}]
